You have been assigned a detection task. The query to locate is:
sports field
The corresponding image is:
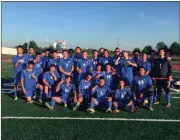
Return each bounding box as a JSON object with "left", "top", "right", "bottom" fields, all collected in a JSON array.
[{"left": 1, "top": 61, "right": 180, "bottom": 140}]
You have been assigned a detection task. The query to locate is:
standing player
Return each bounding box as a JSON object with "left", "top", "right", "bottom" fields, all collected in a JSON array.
[
  {"left": 33, "top": 52, "right": 44, "bottom": 102},
  {"left": 132, "top": 66, "right": 153, "bottom": 111},
  {"left": 46, "top": 75, "right": 77, "bottom": 110},
  {"left": 12, "top": 45, "right": 27, "bottom": 100},
  {"left": 132, "top": 50, "right": 141, "bottom": 76},
  {"left": 113, "top": 78, "right": 135, "bottom": 113},
  {"left": 87, "top": 76, "right": 112, "bottom": 113},
  {"left": 152, "top": 48, "right": 172, "bottom": 107},
  {"left": 42, "top": 49, "right": 50, "bottom": 72},
  {"left": 21, "top": 61, "right": 37, "bottom": 103},
  {"left": 43, "top": 64, "right": 60, "bottom": 107},
  {"left": 73, "top": 73, "right": 93, "bottom": 110},
  {"left": 48, "top": 50, "right": 60, "bottom": 74},
  {"left": 59, "top": 50, "right": 74, "bottom": 82},
  {"left": 68, "top": 49, "right": 74, "bottom": 59},
  {"left": 77, "top": 50, "right": 92, "bottom": 84},
  {"left": 111, "top": 48, "right": 121, "bottom": 74},
  {"left": 139, "top": 53, "right": 151, "bottom": 75},
  {"left": 120, "top": 50, "right": 137, "bottom": 86},
  {"left": 98, "top": 49, "right": 112, "bottom": 71},
  {"left": 25, "top": 46, "right": 35, "bottom": 61},
  {"left": 91, "top": 49, "right": 99, "bottom": 71}
]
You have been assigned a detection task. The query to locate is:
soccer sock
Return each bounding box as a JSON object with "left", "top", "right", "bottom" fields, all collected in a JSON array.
[
  {"left": 50, "top": 99, "right": 56, "bottom": 107},
  {"left": 157, "top": 90, "right": 162, "bottom": 102},
  {"left": 130, "top": 102, "right": 134, "bottom": 109},
  {"left": 148, "top": 96, "right": 153, "bottom": 107},
  {"left": 153, "top": 87, "right": 157, "bottom": 102},
  {"left": 108, "top": 101, "right": 112, "bottom": 109},
  {"left": 89, "top": 101, "right": 95, "bottom": 108},
  {"left": 39, "top": 90, "right": 43, "bottom": 99},
  {"left": 166, "top": 92, "right": 171, "bottom": 104},
  {"left": 14, "top": 90, "right": 17, "bottom": 97}
]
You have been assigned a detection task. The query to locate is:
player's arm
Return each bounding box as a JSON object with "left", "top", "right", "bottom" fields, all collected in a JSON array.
[
  {"left": 51, "top": 73, "right": 58, "bottom": 81},
  {"left": 145, "top": 62, "right": 151, "bottom": 75},
  {"left": 167, "top": 60, "right": 173, "bottom": 82},
  {"left": 72, "top": 85, "right": 77, "bottom": 102},
  {"left": 59, "top": 66, "right": 68, "bottom": 75},
  {"left": 20, "top": 71, "right": 26, "bottom": 94},
  {"left": 43, "top": 74, "right": 51, "bottom": 89},
  {"left": 31, "top": 73, "right": 38, "bottom": 83},
  {"left": 127, "top": 60, "right": 137, "bottom": 67},
  {"left": 56, "top": 81, "right": 63, "bottom": 92},
  {"left": 115, "top": 57, "right": 120, "bottom": 65}
]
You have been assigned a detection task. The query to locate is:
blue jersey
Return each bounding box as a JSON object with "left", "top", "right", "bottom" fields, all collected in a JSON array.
[
  {"left": 59, "top": 58, "right": 74, "bottom": 72},
  {"left": 42, "top": 56, "right": 50, "bottom": 69},
  {"left": 43, "top": 71, "right": 60, "bottom": 86},
  {"left": 133, "top": 58, "right": 141, "bottom": 76},
  {"left": 120, "top": 58, "right": 135, "bottom": 78},
  {"left": 72, "top": 54, "right": 82, "bottom": 69},
  {"left": 98, "top": 56, "right": 112, "bottom": 70},
  {"left": 79, "top": 80, "right": 92, "bottom": 98},
  {"left": 91, "top": 58, "right": 99, "bottom": 71},
  {"left": 139, "top": 60, "right": 151, "bottom": 73},
  {"left": 77, "top": 58, "right": 92, "bottom": 73},
  {"left": 92, "top": 85, "right": 111, "bottom": 99},
  {"left": 58, "top": 82, "right": 76, "bottom": 96},
  {"left": 48, "top": 58, "right": 60, "bottom": 72},
  {"left": 114, "top": 87, "right": 133, "bottom": 101},
  {"left": 132, "top": 75, "right": 152, "bottom": 94},
  {"left": 20, "top": 69, "right": 36, "bottom": 90},
  {"left": 25, "top": 54, "right": 35, "bottom": 62},
  {"left": 111, "top": 56, "right": 121, "bottom": 73},
  {"left": 12, "top": 55, "right": 27, "bottom": 72},
  {"left": 33, "top": 60, "right": 43, "bottom": 77},
  {"left": 102, "top": 72, "right": 113, "bottom": 88}
]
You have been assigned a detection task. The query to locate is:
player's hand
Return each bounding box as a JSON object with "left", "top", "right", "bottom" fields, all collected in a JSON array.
[
  {"left": 31, "top": 74, "right": 36, "bottom": 79},
  {"left": 92, "top": 85, "right": 98, "bottom": 91},
  {"left": 23, "top": 89, "right": 27, "bottom": 94},
  {"left": 48, "top": 85, "right": 51, "bottom": 89},
  {"left": 140, "top": 93, "right": 143, "bottom": 98},
  {"left": 127, "top": 61, "right": 131, "bottom": 65},
  {"left": 18, "top": 59, "right": 24, "bottom": 63},
  {"left": 77, "top": 69, "right": 82, "bottom": 73},
  {"left": 167, "top": 81, "right": 171, "bottom": 88},
  {"left": 96, "top": 74, "right": 101, "bottom": 78},
  {"left": 134, "top": 97, "right": 136, "bottom": 101}
]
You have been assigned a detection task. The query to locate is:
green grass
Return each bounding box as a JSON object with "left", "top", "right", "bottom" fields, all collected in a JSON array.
[{"left": 2, "top": 62, "right": 180, "bottom": 140}]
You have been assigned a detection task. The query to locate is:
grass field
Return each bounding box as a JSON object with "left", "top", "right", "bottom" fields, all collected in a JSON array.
[{"left": 1, "top": 62, "right": 180, "bottom": 140}]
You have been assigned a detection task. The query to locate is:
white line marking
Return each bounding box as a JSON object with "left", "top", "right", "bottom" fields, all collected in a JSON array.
[
  {"left": 1, "top": 117, "right": 180, "bottom": 122},
  {"left": 172, "top": 97, "right": 180, "bottom": 99}
]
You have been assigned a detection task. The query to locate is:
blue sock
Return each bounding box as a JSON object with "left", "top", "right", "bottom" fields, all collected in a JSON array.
[
  {"left": 148, "top": 96, "right": 153, "bottom": 107},
  {"left": 14, "top": 90, "right": 17, "bottom": 97},
  {"left": 108, "top": 101, "right": 112, "bottom": 109},
  {"left": 166, "top": 92, "right": 171, "bottom": 104},
  {"left": 90, "top": 101, "right": 95, "bottom": 108},
  {"left": 51, "top": 99, "right": 56, "bottom": 107},
  {"left": 39, "top": 90, "right": 43, "bottom": 99},
  {"left": 130, "top": 102, "right": 134, "bottom": 109},
  {"left": 157, "top": 90, "right": 162, "bottom": 102}
]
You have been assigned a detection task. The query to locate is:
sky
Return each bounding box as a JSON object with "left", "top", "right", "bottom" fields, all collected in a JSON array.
[{"left": 2, "top": 2, "right": 180, "bottom": 50}]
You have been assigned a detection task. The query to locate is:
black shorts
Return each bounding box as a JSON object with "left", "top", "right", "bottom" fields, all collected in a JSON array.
[{"left": 156, "top": 79, "right": 168, "bottom": 89}]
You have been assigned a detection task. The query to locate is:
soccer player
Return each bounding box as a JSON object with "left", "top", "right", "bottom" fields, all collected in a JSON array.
[
  {"left": 120, "top": 50, "right": 137, "bottom": 86},
  {"left": 102, "top": 63, "right": 116, "bottom": 90},
  {"left": 42, "top": 49, "right": 50, "bottom": 72},
  {"left": 111, "top": 48, "right": 121, "bottom": 74},
  {"left": 92, "top": 63, "right": 103, "bottom": 86},
  {"left": 59, "top": 50, "right": 74, "bottom": 81},
  {"left": 139, "top": 53, "right": 151, "bottom": 75},
  {"left": 98, "top": 49, "right": 112, "bottom": 70},
  {"left": 91, "top": 49, "right": 99, "bottom": 71},
  {"left": 132, "top": 66, "right": 153, "bottom": 111},
  {"left": 48, "top": 50, "right": 60, "bottom": 74},
  {"left": 77, "top": 50, "right": 92, "bottom": 83},
  {"left": 152, "top": 48, "right": 172, "bottom": 107},
  {"left": 43, "top": 64, "right": 60, "bottom": 107},
  {"left": 132, "top": 50, "right": 141, "bottom": 76},
  {"left": 113, "top": 78, "right": 135, "bottom": 113},
  {"left": 98, "top": 47, "right": 104, "bottom": 58},
  {"left": 12, "top": 45, "right": 27, "bottom": 100},
  {"left": 68, "top": 49, "right": 74, "bottom": 59},
  {"left": 33, "top": 52, "right": 44, "bottom": 102},
  {"left": 87, "top": 76, "right": 112, "bottom": 113},
  {"left": 25, "top": 46, "right": 35, "bottom": 61},
  {"left": 73, "top": 73, "right": 92, "bottom": 110},
  {"left": 46, "top": 75, "right": 77, "bottom": 110},
  {"left": 21, "top": 61, "right": 37, "bottom": 103}
]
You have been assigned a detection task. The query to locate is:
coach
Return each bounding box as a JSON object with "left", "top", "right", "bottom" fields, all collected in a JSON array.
[{"left": 152, "top": 48, "right": 172, "bottom": 107}]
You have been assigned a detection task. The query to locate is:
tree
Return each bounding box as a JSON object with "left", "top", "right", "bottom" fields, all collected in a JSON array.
[
  {"left": 132, "top": 47, "right": 141, "bottom": 54},
  {"left": 29, "top": 40, "right": 39, "bottom": 51},
  {"left": 169, "top": 42, "right": 180, "bottom": 55},
  {"left": 48, "top": 45, "right": 54, "bottom": 52},
  {"left": 142, "top": 45, "right": 153, "bottom": 54},
  {"left": 156, "top": 42, "right": 168, "bottom": 51}
]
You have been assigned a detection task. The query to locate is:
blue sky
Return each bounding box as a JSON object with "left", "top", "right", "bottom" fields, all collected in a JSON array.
[{"left": 2, "top": 2, "right": 179, "bottom": 50}]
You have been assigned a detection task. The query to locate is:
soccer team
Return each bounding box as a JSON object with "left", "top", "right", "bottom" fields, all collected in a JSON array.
[{"left": 12, "top": 45, "right": 173, "bottom": 113}]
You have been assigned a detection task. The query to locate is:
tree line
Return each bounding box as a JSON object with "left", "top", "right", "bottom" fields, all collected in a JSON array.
[{"left": 15, "top": 41, "right": 180, "bottom": 56}]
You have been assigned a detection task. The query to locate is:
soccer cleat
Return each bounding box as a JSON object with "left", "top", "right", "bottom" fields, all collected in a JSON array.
[
  {"left": 33, "top": 93, "right": 37, "bottom": 99},
  {"left": 143, "top": 99, "right": 148, "bottom": 106},
  {"left": 106, "top": 108, "right": 112, "bottom": 113},
  {"left": 14, "top": 96, "right": 18, "bottom": 101},
  {"left": 154, "top": 101, "right": 160, "bottom": 105},
  {"left": 166, "top": 103, "right": 171, "bottom": 108},
  {"left": 148, "top": 107, "right": 153, "bottom": 111},
  {"left": 73, "top": 102, "right": 80, "bottom": 111},
  {"left": 64, "top": 102, "right": 67, "bottom": 107},
  {"left": 49, "top": 106, "right": 54, "bottom": 111},
  {"left": 45, "top": 102, "right": 52, "bottom": 109},
  {"left": 130, "top": 108, "right": 135, "bottom": 113},
  {"left": 87, "top": 108, "right": 95, "bottom": 113},
  {"left": 27, "top": 100, "right": 33, "bottom": 104},
  {"left": 113, "top": 109, "right": 120, "bottom": 113},
  {"left": 38, "top": 99, "right": 43, "bottom": 104}
]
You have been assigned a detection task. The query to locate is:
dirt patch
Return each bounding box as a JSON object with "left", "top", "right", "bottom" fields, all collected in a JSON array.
[{"left": 2, "top": 59, "right": 11, "bottom": 63}]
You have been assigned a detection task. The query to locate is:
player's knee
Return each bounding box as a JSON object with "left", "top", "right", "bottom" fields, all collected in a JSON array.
[
  {"left": 107, "top": 97, "right": 112, "bottom": 102},
  {"left": 39, "top": 85, "right": 43, "bottom": 90}
]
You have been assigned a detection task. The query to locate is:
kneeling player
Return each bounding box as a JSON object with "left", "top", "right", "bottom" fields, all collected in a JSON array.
[
  {"left": 113, "top": 78, "right": 135, "bottom": 113},
  {"left": 73, "top": 72, "right": 92, "bottom": 110},
  {"left": 87, "top": 76, "right": 112, "bottom": 113},
  {"left": 132, "top": 66, "right": 153, "bottom": 111},
  {"left": 21, "top": 61, "right": 37, "bottom": 103},
  {"left": 43, "top": 64, "right": 60, "bottom": 107},
  {"left": 46, "top": 75, "right": 77, "bottom": 110}
]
